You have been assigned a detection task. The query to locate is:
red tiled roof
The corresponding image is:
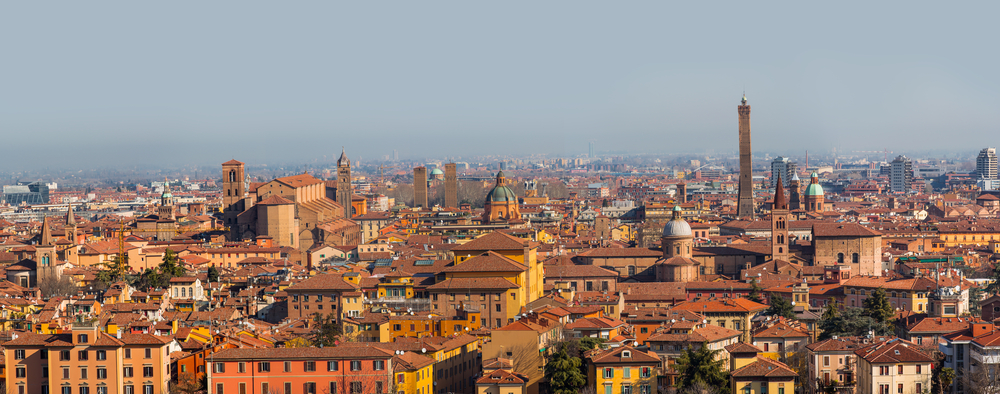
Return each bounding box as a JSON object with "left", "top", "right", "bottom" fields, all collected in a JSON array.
[
  {"left": 442, "top": 252, "right": 526, "bottom": 273},
  {"left": 452, "top": 232, "right": 537, "bottom": 251}
]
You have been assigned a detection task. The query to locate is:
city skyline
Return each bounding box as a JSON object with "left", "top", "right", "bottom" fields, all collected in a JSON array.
[{"left": 4, "top": 2, "right": 1000, "bottom": 170}]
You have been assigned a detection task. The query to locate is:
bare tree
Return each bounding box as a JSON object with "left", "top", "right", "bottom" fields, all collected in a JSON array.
[
  {"left": 170, "top": 372, "right": 203, "bottom": 394},
  {"left": 507, "top": 342, "right": 545, "bottom": 390},
  {"left": 39, "top": 275, "right": 77, "bottom": 298},
  {"left": 961, "top": 364, "right": 1000, "bottom": 394}
]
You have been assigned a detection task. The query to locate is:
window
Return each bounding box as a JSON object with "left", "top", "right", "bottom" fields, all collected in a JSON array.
[
  {"left": 16, "top": 367, "right": 25, "bottom": 378},
  {"left": 61, "top": 350, "right": 71, "bottom": 361},
  {"left": 375, "top": 382, "right": 383, "bottom": 394},
  {"left": 374, "top": 360, "right": 385, "bottom": 371},
  {"left": 62, "top": 388, "right": 71, "bottom": 394},
  {"left": 214, "top": 385, "right": 221, "bottom": 394},
  {"left": 824, "top": 356, "right": 830, "bottom": 366},
  {"left": 328, "top": 383, "right": 336, "bottom": 394},
  {"left": 898, "top": 384, "right": 903, "bottom": 393},
  {"left": 78, "top": 334, "right": 89, "bottom": 343},
  {"left": 78, "top": 351, "right": 88, "bottom": 361},
  {"left": 124, "top": 367, "right": 134, "bottom": 377},
  {"left": 40, "top": 350, "right": 47, "bottom": 359},
  {"left": 96, "top": 350, "right": 106, "bottom": 361},
  {"left": 124, "top": 349, "right": 131, "bottom": 359},
  {"left": 622, "top": 384, "right": 633, "bottom": 394},
  {"left": 284, "top": 361, "right": 291, "bottom": 372},
  {"left": 81, "top": 368, "right": 88, "bottom": 379},
  {"left": 79, "top": 387, "right": 90, "bottom": 394},
  {"left": 43, "top": 367, "right": 49, "bottom": 378},
  {"left": 239, "top": 362, "right": 246, "bottom": 373},
  {"left": 916, "top": 383, "right": 922, "bottom": 393},
  {"left": 898, "top": 365, "right": 903, "bottom": 374},
  {"left": 261, "top": 384, "right": 269, "bottom": 394},
  {"left": 143, "top": 367, "right": 153, "bottom": 377},
  {"left": 603, "top": 368, "right": 614, "bottom": 378},
  {"left": 327, "top": 361, "right": 338, "bottom": 372},
  {"left": 916, "top": 365, "right": 922, "bottom": 374},
  {"left": 259, "top": 362, "right": 271, "bottom": 373},
  {"left": 623, "top": 367, "right": 631, "bottom": 378},
  {"left": 284, "top": 383, "right": 291, "bottom": 394},
  {"left": 144, "top": 349, "right": 152, "bottom": 359},
  {"left": 837, "top": 253, "right": 844, "bottom": 263},
  {"left": 350, "top": 382, "right": 362, "bottom": 393},
  {"left": 42, "top": 386, "right": 48, "bottom": 394},
  {"left": 97, "top": 368, "right": 107, "bottom": 379},
  {"left": 304, "top": 383, "right": 315, "bottom": 394},
  {"left": 304, "top": 361, "right": 315, "bottom": 372},
  {"left": 62, "top": 368, "right": 69, "bottom": 379},
  {"left": 640, "top": 367, "right": 651, "bottom": 378},
  {"left": 14, "top": 349, "right": 24, "bottom": 360},
  {"left": 852, "top": 253, "right": 860, "bottom": 264},
  {"left": 143, "top": 386, "right": 153, "bottom": 394},
  {"left": 351, "top": 361, "right": 361, "bottom": 371}
]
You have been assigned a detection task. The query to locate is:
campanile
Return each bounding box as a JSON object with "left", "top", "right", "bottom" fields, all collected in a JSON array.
[{"left": 737, "top": 95, "right": 754, "bottom": 218}]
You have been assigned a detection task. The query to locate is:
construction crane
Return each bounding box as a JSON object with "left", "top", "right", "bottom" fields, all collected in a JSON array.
[{"left": 378, "top": 165, "right": 400, "bottom": 184}]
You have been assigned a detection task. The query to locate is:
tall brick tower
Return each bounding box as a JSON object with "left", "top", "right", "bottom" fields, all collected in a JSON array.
[
  {"left": 413, "top": 166, "right": 428, "bottom": 208},
  {"left": 771, "top": 175, "right": 789, "bottom": 262},
  {"left": 737, "top": 94, "right": 754, "bottom": 218},
  {"left": 337, "top": 149, "right": 353, "bottom": 218},
  {"left": 222, "top": 159, "right": 246, "bottom": 240},
  {"left": 444, "top": 163, "right": 457, "bottom": 208}
]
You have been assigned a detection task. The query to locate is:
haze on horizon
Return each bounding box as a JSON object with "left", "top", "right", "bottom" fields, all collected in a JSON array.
[{"left": 3, "top": 2, "right": 999, "bottom": 170}]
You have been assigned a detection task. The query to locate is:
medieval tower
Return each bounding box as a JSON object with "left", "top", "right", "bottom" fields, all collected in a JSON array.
[
  {"left": 737, "top": 94, "right": 754, "bottom": 218},
  {"left": 337, "top": 149, "right": 353, "bottom": 218}
]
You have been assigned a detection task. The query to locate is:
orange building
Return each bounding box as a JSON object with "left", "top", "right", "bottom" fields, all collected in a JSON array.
[
  {"left": 208, "top": 346, "right": 395, "bottom": 394},
  {"left": 4, "top": 322, "right": 172, "bottom": 394}
]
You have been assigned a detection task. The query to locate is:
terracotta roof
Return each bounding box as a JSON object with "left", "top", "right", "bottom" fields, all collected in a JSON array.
[
  {"left": 855, "top": 338, "right": 933, "bottom": 363},
  {"left": 753, "top": 321, "right": 809, "bottom": 339},
  {"left": 813, "top": 223, "right": 882, "bottom": 237},
  {"left": 442, "top": 252, "right": 527, "bottom": 273},
  {"left": 273, "top": 173, "right": 324, "bottom": 188},
  {"left": 258, "top": 196, "right": 295, "bottom": 205},
  {"left": 731, "top": 356, "right": 798, "bottom": 379},
  {"left": 452, "top": 232, "right": 537, "bottom": 251},
  {"left": 223, "top": 159, "right": 244, "bottom": 165},
  {"left": 587, "top": 345, "right": 660, "bottom": 364},
  {"left": 672, "top": 298, "right": 768, "bottom": 314},
  {"left": 425, "top": 278, "right": 518, "bottom": 290},
  {"left": 544, "top": 264, "right": 618, "bottom": 278},
  {"left": 579, "top": 248, "right": 662, "bottom": 258},
  {"left": 285, "top": 274, "right": 359, "bottom": 291},
  {"left": 212, "top": 345, "right": 393, "bottom": 360},
  {"left": 476, "top": 369, "right": 528, "bottom": 385},
  {"left": 725, "top": 342, "right": 763, "bottom": 354}
]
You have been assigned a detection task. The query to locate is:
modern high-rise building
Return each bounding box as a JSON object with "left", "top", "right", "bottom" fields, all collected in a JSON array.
[
  {"left": 589, "top": 141, "right": 595, "bottom": 158},
  {"left": 890, "top": 155, "right": 913, "bottom": 194},
  {"left": 444, "top": 163, "right": 457, "bottom": 208},
  {"left": 413, "top": 166, "right": 428, "bottom": 208},
  {"left": 977, "top": 147, "right": 997, "bottom": 180},
  {"left": 737, "top": 95, "right": 754, "bottom": 218},
  {"left": 769, "top": 157, "right": 797, "bottom": 188}
]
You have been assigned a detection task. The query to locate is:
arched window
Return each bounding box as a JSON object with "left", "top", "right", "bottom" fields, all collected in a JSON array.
[
  {"left": 676, "top": 246, "right": 681, "bottom": 254},
  {"left": 852, "top": 253, "right": 860, "bottom": 264},
  {"left": 778, "top": 247, "right": 784, "bottom": 253},
  {"left": 837, "top": 253, "right": 844, "bottom": 264}
]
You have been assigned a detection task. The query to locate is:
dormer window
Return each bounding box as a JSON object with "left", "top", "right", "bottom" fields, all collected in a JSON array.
[
  {"left": 78, "top": 334, "right": 88, "bottom": 344},
  {"left": 622, "top": 350, "right": 631, "bottom": 358}
]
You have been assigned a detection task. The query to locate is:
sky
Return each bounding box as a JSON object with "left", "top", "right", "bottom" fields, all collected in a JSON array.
[{"left": 3, "top": 2, "right": 999, "bottom": 169}]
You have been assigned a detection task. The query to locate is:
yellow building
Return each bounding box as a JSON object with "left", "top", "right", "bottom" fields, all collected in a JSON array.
[
  {"left": 451, "top": 232, "right": 543, "bottom": 303},
  {"left": 392, "top": 352, "right": 434, "bottom": 394},
  {"left": 727, "top": 342, "right": 797, "bottom": 394},
  {"left": 587, "top": 346, "right": 659, "bottom": 394}
]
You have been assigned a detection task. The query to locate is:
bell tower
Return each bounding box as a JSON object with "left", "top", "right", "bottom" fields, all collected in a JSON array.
[
  {"left": 337, "top": 148, "right": 353, "bottom": 218},
  {"left": 771, "top": 175, "right": 790, "bottom": 262},
  {"left": 222, "top": 159, "right": 246, "bottom": 240}
]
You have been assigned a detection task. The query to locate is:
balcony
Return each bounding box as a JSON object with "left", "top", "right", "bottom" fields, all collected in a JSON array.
[{"left": 364, "top": 297, "right": 432, "bottom": 311}]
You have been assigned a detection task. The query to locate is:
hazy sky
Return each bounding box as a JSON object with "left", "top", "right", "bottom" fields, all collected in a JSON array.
[{"left": 3, "top": 2, "right": 999, "bottom": 169}]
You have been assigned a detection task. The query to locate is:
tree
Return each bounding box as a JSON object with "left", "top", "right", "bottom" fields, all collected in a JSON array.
[
  {"left": 171, "top": 372, "right": 203, "bottom": 394},
  {"left": 970, "top": 286, "right": 985, "bottom": 317},
  {"left": 938, "top": 367, "right": 955, "bottom": 394},
  {"left": 747, "top": 279, "right": 764, "bottom": 303},
  {"left": 544, "top": 344, "right": 587, "bottom": 394},
  {"left": 158, "top": 249, "right": 185, "bottom": 278},
  {"left": 959, "top": 363, "right": 1000, "bottom": 394},
  {"left": 818, "top": 307, "right": 893, "bottom": 340},
  {"left": 767, "top": 293, "right": 795, "bottom": 319},
  {"left": 821, "top": 300, "right": 840, "bottom": 321},
  {"left": 681, "top": 381, "right": 722, "bottom": 394},
  {"left": 986, "top": 262, "right": 1000, "bottom": 295},
  {"left": 39, "top": 275, "right": 78, "bottom": 298},
  {"left": 207, "top": 266, "right": 220, "bottom": 283},
  {"left": 674, "top": 342, "right": 730, "bottom": 394},
  {"left": 862, "top": 287, "right": 895, "bottom": 323},
  {"left": 308, "top": 312, "right": 341, "bottom": 347},
  {"left": 578, "top": 337, "right": 606, "bottom": 352}
]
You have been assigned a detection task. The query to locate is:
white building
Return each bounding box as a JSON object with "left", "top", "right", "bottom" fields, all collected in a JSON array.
[{"left": 890, "top": 155, "right": 913, "bottom": 194}]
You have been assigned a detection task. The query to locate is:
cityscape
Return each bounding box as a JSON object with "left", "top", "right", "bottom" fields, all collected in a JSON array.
[{"left": 5, "top": 3, "right": 1000, "bottom": 394}]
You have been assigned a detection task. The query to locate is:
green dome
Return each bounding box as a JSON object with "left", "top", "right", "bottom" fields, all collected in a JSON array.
[
  {"left": 430, "top": 168, "right": 444, "bottom": 175},
  {"left": 486, "top": 185, "right": 517, "bottom": 202},
  {"left": 805, "top": 183, "right": 824, "bottom": 196}
]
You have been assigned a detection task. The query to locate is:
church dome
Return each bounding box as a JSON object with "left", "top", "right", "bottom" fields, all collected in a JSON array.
[
  {"left": 662, "top": 206, "right": 692, "bottom": 237},
  {"left": 805, "top": 172, "right": 824, "bottom": 196},
  {"left": 486, "top": 185, "right": 517, "bottom": 202},
  {"left": 430, "top": 168, "right": 444, "bottom": 176}
]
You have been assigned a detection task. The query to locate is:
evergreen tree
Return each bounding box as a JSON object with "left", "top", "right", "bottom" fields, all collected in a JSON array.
[
  {"left": 158, "top": 249, "right": 185, "bottom": 278},
  {"left": 862, "top": 287, "right": 895, "bottom": 323},
  {"left": 767, "top": 293, "right": 796, "bottom": 319},
  {"left": 818, "top": 307, "right": 893, "bottom": 340},
  {"left": 747, "top": 279, "right": 763, "bottom": 303},
  {"left": 675, "top": 342, "right": 730, "bottom": 394},
  {"left": 544, "top": 344, "right": 587, "bottom": 394},
  {"left": 970, "top": 286, "right": 985, "bottom": 316},
  {"left": 578, "top": 337, "right": 605, "bottom": 352},
  {"left": 821, "top": 300, "right": 839, "bottom": 321},
  {"left": 207, "top": 266, "right": 220, "bottom": 283},
  {"left": 309, "top": 312, "right": 341, "bottom": 347},
  {"left": 986, "top": 263, "right": 1000, "bottom": 295}
]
